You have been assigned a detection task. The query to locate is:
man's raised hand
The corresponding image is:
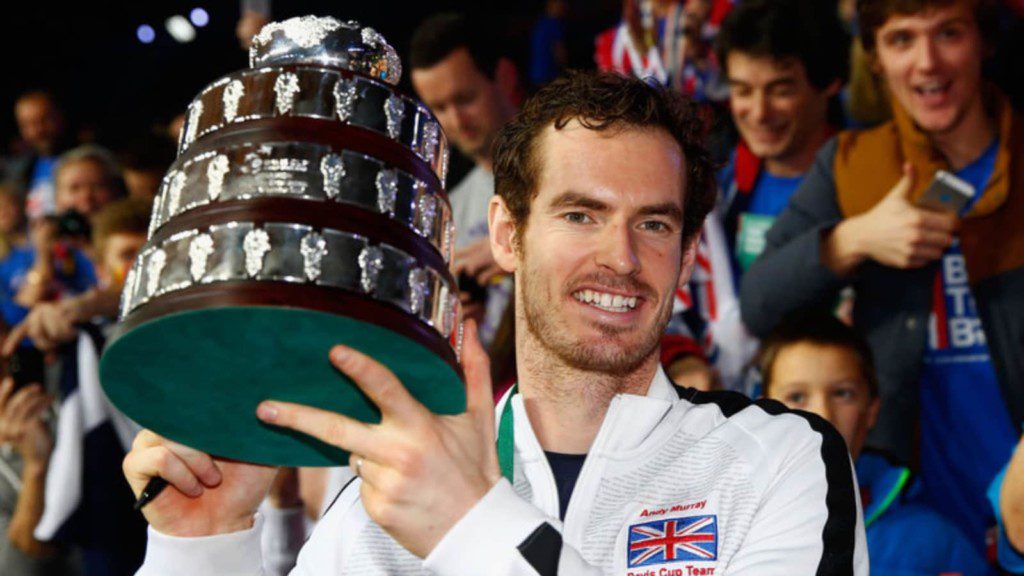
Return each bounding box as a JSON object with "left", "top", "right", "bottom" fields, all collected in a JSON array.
[
  {"left": 824, "top": 163, "right": 957, "bottom": 275},
  {"left": 255, "top": 320, "right": 501, "bottom": 558}
]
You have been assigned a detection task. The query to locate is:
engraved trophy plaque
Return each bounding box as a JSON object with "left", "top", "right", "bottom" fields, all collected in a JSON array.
[{"left": 100, "top": 16, "right": 462, "bottom": 466}]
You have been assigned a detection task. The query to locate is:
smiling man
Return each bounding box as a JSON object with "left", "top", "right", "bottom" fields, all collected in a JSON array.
[
  {"left": 123, "top": 71, "right": 865, "bottom": 575},
  {"left": 659, "top": 0, "right": 848, "bottom": 392},
  {"left": 740, "top": 0, "right": 1024, "bottom": 569},
  {"left": 714, "top": 0, "right": 848, "bottom": 268}
]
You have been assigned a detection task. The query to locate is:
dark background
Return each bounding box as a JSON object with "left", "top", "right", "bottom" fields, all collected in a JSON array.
[{"left": 0, "top": 0, "right": 622, "bottom": 153}]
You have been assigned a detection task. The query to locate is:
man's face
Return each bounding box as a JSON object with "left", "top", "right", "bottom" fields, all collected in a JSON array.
[
  {"left": 56, "top": 160, "right": 115, "bottom": 216},
  {"left": 727, "top": 53, "right": 833, "bottom": 167},
  {"left": 411, "top": 48, "right": 513, "bottom": 163},
  {"left": 15, "top": 96, "right": 63, "bottom": 156},
  {"left": 100, "top": 232, "right": 146, "bottom": 288},
  {"left": 873, "top": 1, "right": 985, "bottom": 136},
  {"left": 510, "top": 123, "right": 692, "bottom": 375},
  {"left": 767, "top": 342, "right": 879, "bottom": 458}
]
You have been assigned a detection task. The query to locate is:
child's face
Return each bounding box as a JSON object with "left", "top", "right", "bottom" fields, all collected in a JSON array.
[
  {"left": 767, "top": 342, "right": 880, "bottom": 459},
  {"left": 99, "top": 232, "right": 146, "bottom": 289}
]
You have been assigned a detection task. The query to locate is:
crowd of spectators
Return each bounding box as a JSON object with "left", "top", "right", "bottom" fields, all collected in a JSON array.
[{"left": 1, "top": 0, "right": 1024, "bottom": 574}]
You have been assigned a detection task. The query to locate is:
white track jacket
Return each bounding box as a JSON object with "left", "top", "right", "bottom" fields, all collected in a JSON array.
[{"left": 137, "top": 370, "right": 868, "bottom": 575}]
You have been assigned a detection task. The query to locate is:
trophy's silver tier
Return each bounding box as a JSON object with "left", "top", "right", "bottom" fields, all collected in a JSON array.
[
  {"left": 177, "top": 66, "right": 448, "bottom": 184},
  {"left": 249, "top": 16, "right": 402, "bottom": 85}
]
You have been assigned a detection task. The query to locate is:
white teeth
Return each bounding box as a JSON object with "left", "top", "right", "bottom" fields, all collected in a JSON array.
[
  {"left": 572, "top": 290, "right": 639, "bottom": 313},
  {"left": 917, "top": 81, "right": 948, "bottom": 95}
]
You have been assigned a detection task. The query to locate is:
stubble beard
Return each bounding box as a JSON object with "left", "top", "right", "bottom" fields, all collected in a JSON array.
[{"left": 519, "top": 257, "right": 667, "bottom": 378}]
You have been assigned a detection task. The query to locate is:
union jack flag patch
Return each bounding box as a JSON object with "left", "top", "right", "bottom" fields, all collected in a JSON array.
[{"left": 627, "top": 515, "right": 718, "bottom": 567}]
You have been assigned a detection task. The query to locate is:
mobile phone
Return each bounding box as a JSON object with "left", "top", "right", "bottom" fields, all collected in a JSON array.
[
  {"left": 8, "top": 347, "right": 45, "bottom": 392},
  {"left": 917, "top": 170, "right": 974, "bottom": 214}
]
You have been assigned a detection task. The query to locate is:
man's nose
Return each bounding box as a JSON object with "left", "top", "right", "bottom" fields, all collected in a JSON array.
[
  {"left": 595, "top": 222, "right": 640, "bottom": 276},
  {"left": 915, "top": 38, "right": 939, "bottom": 73},
  {"left": 749, "top": 92, "right": 770, "bottom": 124}
]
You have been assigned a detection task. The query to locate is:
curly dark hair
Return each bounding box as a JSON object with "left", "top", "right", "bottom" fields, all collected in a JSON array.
[{"left": 492, "top": 70, "right": 716, "bottom": 246}]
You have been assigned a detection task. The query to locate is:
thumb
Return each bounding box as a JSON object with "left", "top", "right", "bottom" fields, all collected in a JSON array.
[
  {"left": 461, "top": 320, "right": 495, "bottom": 427},
  {"left": 887, "top": 162, "right": 916, "bottom": 202}
]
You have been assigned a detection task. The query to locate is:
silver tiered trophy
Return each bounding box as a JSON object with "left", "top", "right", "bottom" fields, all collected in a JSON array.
[{"left": 101, "top": 16, "right": 463, "bottom": 466}]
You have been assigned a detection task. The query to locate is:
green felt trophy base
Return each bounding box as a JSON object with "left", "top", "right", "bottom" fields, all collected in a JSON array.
[{"left": 100, "top": 306, "right": 465, "bottom": 466}]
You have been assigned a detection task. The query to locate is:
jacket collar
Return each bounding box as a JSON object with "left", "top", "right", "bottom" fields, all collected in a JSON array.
[
  {"left": 892, "top": 85, "right": 1014, "bottom": 218},
  {"left": 856, "top": 451, "right": 911, "bottom": 528},
  {"left": 510, "top": 367, "right": 679, "bottom": 458}
]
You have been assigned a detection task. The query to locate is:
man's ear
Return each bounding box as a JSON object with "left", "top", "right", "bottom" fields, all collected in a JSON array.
[
  {"left": 676, "top": 235, "right": 700, "bottom": 290},
  {"left": 489, "top": 195, "right": 518, "bottom": 273},
  {"left": 494, "top": 57, "right": 523, "bottom": 109}
]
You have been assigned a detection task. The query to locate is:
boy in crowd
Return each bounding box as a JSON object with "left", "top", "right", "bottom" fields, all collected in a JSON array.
[
  {"left": 761, "top": 314, "right": 995, "bottom": 575},
  {"left": 741, "top": 0, "right": 1024, "bottom": 562}
]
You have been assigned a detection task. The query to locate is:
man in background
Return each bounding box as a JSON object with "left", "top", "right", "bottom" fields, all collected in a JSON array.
[
  {"left": 661, "top": 0, "right": 849, "bottom": 392},
  {"left": 741, "top": 0, "right": 1024, "bottom": 566},
  {"left": 409, "top": 13, "right": 520, "bottom": 354},
  {"left": 4, "top": 91, "right": 74, "bottom": 220}
]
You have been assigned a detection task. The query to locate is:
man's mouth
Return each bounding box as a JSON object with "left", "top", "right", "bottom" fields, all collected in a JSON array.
[
  {"left": 913, "top": 80, "right": 952, "bottom": 102},
  {"left": 747, "top": 124, "right": 788, "bottom": 144},
  {"left": 572, "top": 289, "right": 639, "bottom": 313}
]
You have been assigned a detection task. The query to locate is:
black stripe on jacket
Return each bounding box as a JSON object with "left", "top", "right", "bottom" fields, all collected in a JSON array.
[{"left": 681, "top": 386, "right": 858, "bottom": 576}]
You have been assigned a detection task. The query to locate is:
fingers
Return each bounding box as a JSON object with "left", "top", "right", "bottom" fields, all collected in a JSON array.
[
  {"left": 461, "top": 321, "right": 495, "bottom": 431},
  {"left": 913, "top": 229, "right": 955, "bottom": 250},
  {"left": 918, "top": 210, "right": 958, "bottom": 234},
  {"left": 129, "top": 430, "right": 222, "bottom": 487},
  {"left": 327, "top": 346, "right": 426, "bottom": 422},
  {"left": 6, "top": 385, "right": 44, "bottom": 422},
  {"left": 889, "top": 162, "right": 916, "bottom": 201},
  {"left": 453, "top": 239, "right": 497, "bottom": 278},
  {"left": 123, "top": 443, "right": 204, "bottom": 499},
  {"left": 2, "top": 323, "right": 28, "bottom": 357},
  {"left": 0, "top": 378, "right": 14, "bottom": 412},
  {"left": 349, "top": 452, "right": 383, "bottom": 487},
  {"left": 256, "top": 400, "right": 384, "bottom": 461},
  {"left": 14, "top": 389, "right": 50, "bottom": 424}
]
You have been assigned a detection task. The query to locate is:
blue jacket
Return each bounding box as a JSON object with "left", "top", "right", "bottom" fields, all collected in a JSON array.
[{"left": 858, "top": 451, "right": 993, "bottom": 576}]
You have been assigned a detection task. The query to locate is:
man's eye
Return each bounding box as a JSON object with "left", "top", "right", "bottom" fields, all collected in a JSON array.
[
  {"left": 564, "top": 212, "right": 591, "bottom": 224},
  {"left": 938, "top": 26, "right": 965, "bottom": 41},
  {"left": 886, "top": 31, "right": 912, "bottom": 48},
  {"left": 640, "top": 220, "right": 671, "bottom": 232}
]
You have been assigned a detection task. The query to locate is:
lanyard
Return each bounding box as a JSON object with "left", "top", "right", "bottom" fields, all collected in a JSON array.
[{"left": 497, "top": 385, "right": 517, "bottom": 483}]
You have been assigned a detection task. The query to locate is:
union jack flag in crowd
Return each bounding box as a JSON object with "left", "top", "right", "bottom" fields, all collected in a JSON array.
[{"left": 627, "top": 515, "right": 718, "bottom": 567}]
